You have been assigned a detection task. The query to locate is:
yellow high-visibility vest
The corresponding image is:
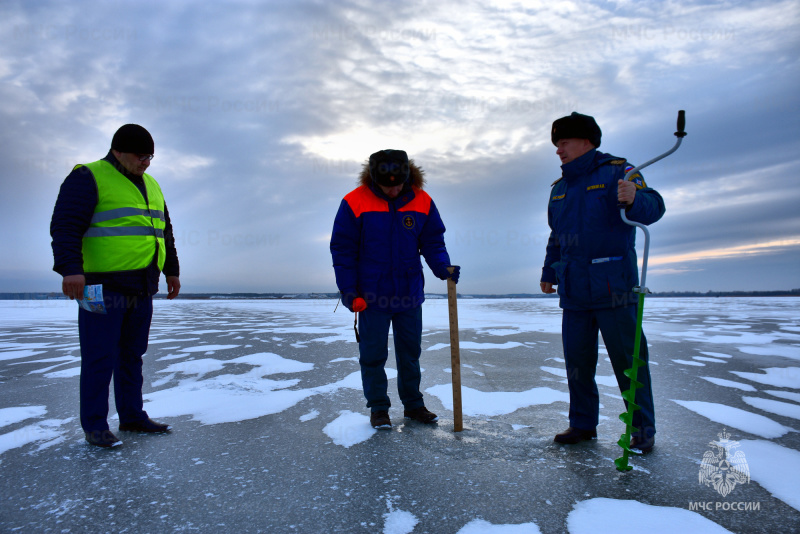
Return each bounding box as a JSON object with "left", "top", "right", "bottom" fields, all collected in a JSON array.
[{"left": 79, "top": 159, "right": 166, "bottom": 273}]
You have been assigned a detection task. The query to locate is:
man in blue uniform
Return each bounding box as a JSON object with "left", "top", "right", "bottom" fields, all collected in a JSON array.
[
  {"left": 540, "top": 113, "right": 665, "bottom": 453},
  {"left": 51, "top": 124, "right": 180, "bottom": 448},
  {"left": 330, "top": 149, "right": 459, "bottom": 429}
]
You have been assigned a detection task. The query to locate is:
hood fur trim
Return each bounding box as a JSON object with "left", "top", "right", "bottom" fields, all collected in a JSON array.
[{"left": 358, "top": 160, "right": 426, "bottom": 190}]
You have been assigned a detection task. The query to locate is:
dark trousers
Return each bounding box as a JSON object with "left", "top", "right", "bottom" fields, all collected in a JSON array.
[
  {"left": 357, "top": 306, "right": 425, "bottom": 413},
  {"left": 78, "top": 290, "right": 152, "bottom": 433},
  {"left": 562, "top": 305, "right": 656, "bottom": 439}
]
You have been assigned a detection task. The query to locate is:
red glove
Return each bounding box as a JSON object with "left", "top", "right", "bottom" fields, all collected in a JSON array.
[{"left": 352, "top": 298, "right": 367, "bottom": 312}]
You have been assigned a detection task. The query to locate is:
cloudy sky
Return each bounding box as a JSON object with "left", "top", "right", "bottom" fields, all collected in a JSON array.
[{"left": 2, "top": 0, "right": 798, "bottom": 295}]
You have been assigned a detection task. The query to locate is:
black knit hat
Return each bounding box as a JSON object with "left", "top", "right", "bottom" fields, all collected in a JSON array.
[
  {"left": 551, "top": 112, "right": 601, "bottom": 148},
  {"left": 111, "top": 124, "right": 154, "bottom": 154},
  {"left": 368, "top": 149, "right": 410, "bottom": 187}
]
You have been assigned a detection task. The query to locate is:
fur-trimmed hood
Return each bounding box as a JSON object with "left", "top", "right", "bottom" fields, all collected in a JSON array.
[{"left": 358, "top": 160, "right": 426, "bottom": 190}]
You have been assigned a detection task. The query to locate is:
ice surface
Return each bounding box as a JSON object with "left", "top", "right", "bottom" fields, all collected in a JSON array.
[
  {"left": 672, "top": 400, "right": 793, "bottom": 438},
  {"left": 567, "top": 498, "right": 733, "bottom": 533},
  {"left": 3, "top": 297, "right": 800, "bottom": 531},
  {"left": 739, "top": 440, "right": 800, "bottom": 512},
  {"left": 0, "top": 350, "right": 47, "bottom": 361}
]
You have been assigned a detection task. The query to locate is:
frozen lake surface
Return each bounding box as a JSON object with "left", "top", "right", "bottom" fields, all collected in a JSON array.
[{"left": 1, "top": 297, "right": 799, "bottom": 533}]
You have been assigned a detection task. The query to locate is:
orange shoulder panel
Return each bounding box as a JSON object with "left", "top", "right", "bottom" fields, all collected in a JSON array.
[
  {"left": 398, "top": 187, "right": 432, "bottom": 215},
  {"left": 344, "top": 185, "right": 389, "bottom": 218}
]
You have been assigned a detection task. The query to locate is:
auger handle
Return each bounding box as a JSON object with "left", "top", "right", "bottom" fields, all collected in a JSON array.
[{"left": 675, "top": 110, "right": 687, "bottom": 138}]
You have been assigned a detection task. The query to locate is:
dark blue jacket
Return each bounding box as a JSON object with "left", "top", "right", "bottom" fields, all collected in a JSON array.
[
  {"left": 330, "top": 164, "right": 451, "bottom": 313},
  {"left": 50, "top": 151, "right": 180, "bottom": 297},
  {"left": 541, "top": 149, "right": 665, "bottom": 310}
]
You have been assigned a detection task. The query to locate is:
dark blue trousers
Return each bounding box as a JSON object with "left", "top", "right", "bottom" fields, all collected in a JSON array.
[
  {"left": 357, "top": 306, "right": 425, "bottom": 413},
  {"left": 78, "top": 290, "right": 152, "bottom": 433},
  {"left": 562, "top": 305, "right": 656, "bottom": 439}
]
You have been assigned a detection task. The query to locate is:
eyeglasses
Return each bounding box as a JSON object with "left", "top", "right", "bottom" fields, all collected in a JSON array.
[{"left": 136, "top": 154, "right": 155, "bottom": 162}]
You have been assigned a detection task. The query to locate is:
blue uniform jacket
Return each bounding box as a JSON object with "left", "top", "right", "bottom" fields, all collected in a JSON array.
[
  {"left": 541, "top": 149, "right": 665, "bottom": 310},
  {"left": 50, "top": 151, "right": 180, "bottom": 297},
  {"left": 330, "top": 164, "right": 451, "bottom": 313}
]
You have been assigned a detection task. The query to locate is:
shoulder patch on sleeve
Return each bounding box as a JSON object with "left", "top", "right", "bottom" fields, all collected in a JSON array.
[{"left": 623, "top": 165, "right": 647, "bottom": 188}]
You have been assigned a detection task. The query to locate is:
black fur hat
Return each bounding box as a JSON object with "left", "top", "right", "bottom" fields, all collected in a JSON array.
[
  {"left": 368, "top": 149, "right": 410, "bottom": 187},
  {"left": 551, "top": 112, "right": 601, "bottom": 148}
]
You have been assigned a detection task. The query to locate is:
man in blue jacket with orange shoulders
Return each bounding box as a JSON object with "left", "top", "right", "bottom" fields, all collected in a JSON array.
[
  {"left": 541, "top": 113, "right": 665, "bottom": 453},
  {"left": 330, "top": 149, "right": 459, "bottom": 429}
]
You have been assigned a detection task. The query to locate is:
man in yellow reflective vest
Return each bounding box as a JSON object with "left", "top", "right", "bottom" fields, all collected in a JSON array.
[{"left": 50, "top": 124, "right": 181, "bottom": 448}]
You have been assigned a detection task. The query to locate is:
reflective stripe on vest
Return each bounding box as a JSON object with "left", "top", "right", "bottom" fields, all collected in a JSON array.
[{"left": 80, "top": 160, "right": 167, "bottom": 273}]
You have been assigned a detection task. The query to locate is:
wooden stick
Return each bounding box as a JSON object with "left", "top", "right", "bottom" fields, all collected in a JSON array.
[{"left": 447, "top": 267, "right": 463, "bottom": 432}]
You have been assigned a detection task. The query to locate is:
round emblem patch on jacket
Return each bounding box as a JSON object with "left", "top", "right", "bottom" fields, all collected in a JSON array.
[{"left": 403, "top": 215, "right": 415, "bottom": 229}]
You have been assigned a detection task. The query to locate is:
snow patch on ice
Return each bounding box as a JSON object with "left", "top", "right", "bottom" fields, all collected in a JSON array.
[
  {"left": 739, "top": 439, "right": 800, "bottom": 512},
  {"left": 672, "top": 400, "right": 793, "bottom": 438},
  {"left": 179, "top": 344, "right": 240, "bottom": 353},
  {"left": 323, "top": 411, "right": 374, "bottom": 448},
  {"left": 567, "top": 498, "right": 733, "bottom": 533},
  {"left": 700, "top": 351, "right": 732, "bottom": 359},
  {"left": 45, "top": 366, "right": 81, "bottom": 378},
  {"left": 742, "top": 397, "right": 800, "bottom": 420},
  {"left": 765, "top": 390, "right": 800, "bottom": 403},
  {"left": 0, "top": 418, "right": 72, "bottom": 455},
  {"left": 457, "top": 518, "right": 541, "bottom": 533},
  {"left": 730, "top": 367, "right": 800, "bottom": 389},
  {"left": 595, "top": 375, "right": 618, "bottom": 388},
  {"left": 147, "top": 337, "right": 201, "bottom": 345},
  {"left": 0, "top": 406, "right": 47, "bottom": 427},
  {"left": 427, "top": 384, "right": 568, "bottom": 416},
  {"left": 672, "top": 359, "right": 705, "bottom": 366},
  {"left": 426, "top": 341, "right": 523, "bottom": 352},
  {"left": 540, "top": 366, "right": 565, "bottom": 378},
  {"left": 693, "top": 356, "right": 727, "bottom": 363},
  {"left": 698, "top": 377, "right": 757, "bottom": 392},
  {"left": 737, "top": 345, "right": 800, "bottom": 360},
  {"left": 300, "top": 410, "right": 319, "bottom": 422},
  {"left": 0, "top": 350, "right": 47, "bottom": 361},
  {"left": 330, "top": 357, "right": 358, "bottom": 363},
  {"left": 144, "top": 356, "right": 373, "bottom": 425}
]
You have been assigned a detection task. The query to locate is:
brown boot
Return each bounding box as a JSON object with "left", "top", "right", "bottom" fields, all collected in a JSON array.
[{"left": 554, "top": 427, "right": 597, "bottom": 444}]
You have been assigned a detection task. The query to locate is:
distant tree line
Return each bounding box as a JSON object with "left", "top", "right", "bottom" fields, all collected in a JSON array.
[
  {"left": 1, "top": 289, "right": 798, "bottom": 301},
  {"left": 650, "top": 289, "right": 800, "bottom": 297}
]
